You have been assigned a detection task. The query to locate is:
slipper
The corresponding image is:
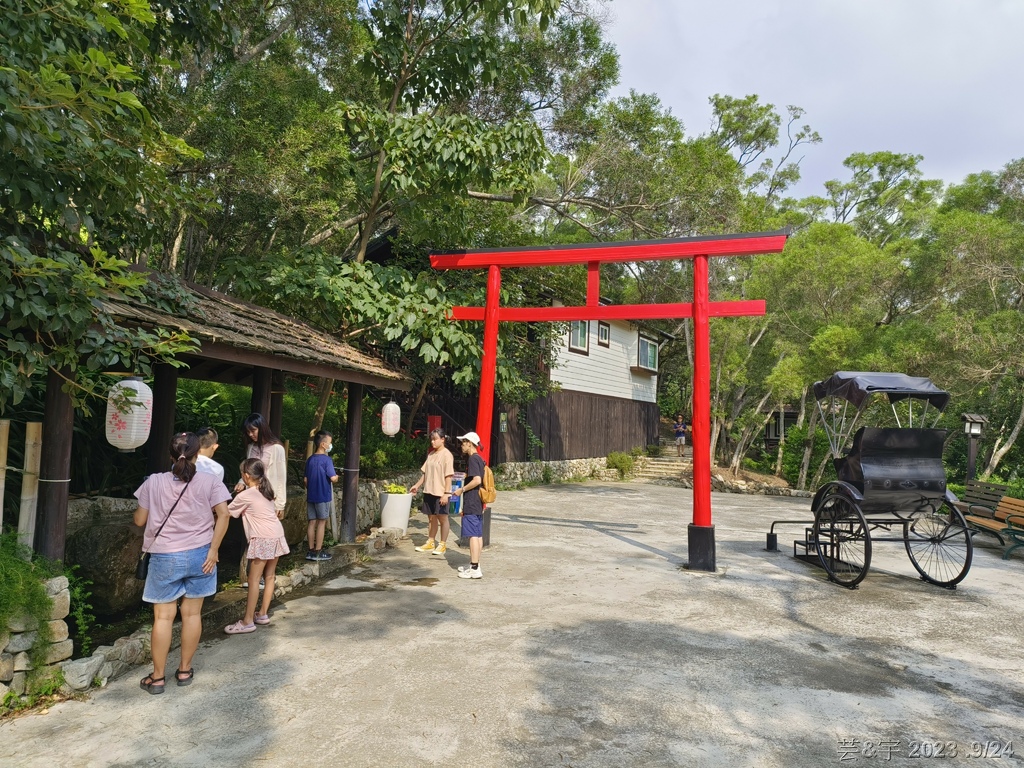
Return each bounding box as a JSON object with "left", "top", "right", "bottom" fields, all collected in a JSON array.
[
  {"left": 175, "top": 668, "right": 194, "bottom": 687},
  {"left": 254, "top": 614, "right": 271, "bottom": 625},
  {"left": 140, "top": 674, "right": 165, "bottom": 695},
  {"left": 224, "top": 620, "right": 256, "bottom": 635}
]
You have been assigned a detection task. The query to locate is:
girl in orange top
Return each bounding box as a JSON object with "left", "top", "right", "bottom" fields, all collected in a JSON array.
[
  {"left": 225, "top": 458, "right": 289, "bottom": 634},
  {"left": 409, "top": 428, "right": 455, "bottom": 556}
]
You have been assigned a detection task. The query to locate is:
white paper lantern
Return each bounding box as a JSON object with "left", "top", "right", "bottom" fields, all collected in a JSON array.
[
  {"left": 105, "top": 377, "right": 154, "bottom": 451},
  {"left": 381, "top": 400, "right": 401, "bottom": 437}
]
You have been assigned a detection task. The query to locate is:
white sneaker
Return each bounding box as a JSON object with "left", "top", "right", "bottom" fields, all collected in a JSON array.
[{"left": 458, "top": 566, "right": 482, "bottom": 579}]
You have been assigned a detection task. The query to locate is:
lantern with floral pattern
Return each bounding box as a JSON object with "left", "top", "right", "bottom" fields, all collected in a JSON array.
[
  {"left": 381, "top": 400, "right": 401, "bottom": 437},
  {"left": 105, "top": 377, "right": 153, "bottom": 451}
]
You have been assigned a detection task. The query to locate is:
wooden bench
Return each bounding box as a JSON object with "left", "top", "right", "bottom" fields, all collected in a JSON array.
[
  {"left": 950, "top": 479, "right": 1008, "bottom": 517},
  {"left": 963, "top": 495, "right": 1024, "bottom": 560}
]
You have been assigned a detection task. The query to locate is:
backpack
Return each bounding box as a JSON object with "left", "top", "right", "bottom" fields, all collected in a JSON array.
[{"left": 479, "top": 464, "right": 497, "bottom": 505}]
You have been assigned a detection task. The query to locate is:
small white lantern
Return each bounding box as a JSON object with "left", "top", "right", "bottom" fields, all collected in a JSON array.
[
  {"left": 381, "top": 400, "right": 401, "bottom": 437},
  {"left": 105, "top": 377, "right": 154, "bottom": 452}
]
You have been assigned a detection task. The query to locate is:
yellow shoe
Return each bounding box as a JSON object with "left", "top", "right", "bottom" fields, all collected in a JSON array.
[
  {"left": 415, "top": 540, "right": 435, "bottom": 552},
  {"left": 431, "top": 542, "right": 447, "bottom": 556}
]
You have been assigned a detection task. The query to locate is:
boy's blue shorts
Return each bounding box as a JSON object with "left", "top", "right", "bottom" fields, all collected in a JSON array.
[{"left": 462, "top": 512, "right": 484, "bottom": 538}]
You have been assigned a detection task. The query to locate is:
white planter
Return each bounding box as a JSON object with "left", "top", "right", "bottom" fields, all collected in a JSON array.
[{"left": 380, "top": 492, "right": 413, "bottom": 536}]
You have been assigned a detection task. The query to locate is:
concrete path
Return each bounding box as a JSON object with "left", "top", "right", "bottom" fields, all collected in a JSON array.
[{"left": 3, "top": 482, "right": 1023, "bottom": 767}]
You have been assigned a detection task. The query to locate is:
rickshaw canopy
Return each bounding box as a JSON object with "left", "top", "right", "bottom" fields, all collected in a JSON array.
[{"left": 813, "top": 371, "right": 950, "bottom": 411}]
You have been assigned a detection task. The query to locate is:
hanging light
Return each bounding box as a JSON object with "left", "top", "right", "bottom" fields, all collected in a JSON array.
[
  {"left": 381, "top": 400, "right": 401, "bottom": 437},
  {"left": 105, "top": 377, "right": 153, "bottom": 451}
]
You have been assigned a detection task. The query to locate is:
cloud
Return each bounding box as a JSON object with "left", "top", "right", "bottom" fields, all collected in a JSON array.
[{"left": 605, "top": 0, "right": 1024, "bottom": 196}]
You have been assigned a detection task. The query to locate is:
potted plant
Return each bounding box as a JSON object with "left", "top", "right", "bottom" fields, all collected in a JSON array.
[{"left": 380, "top": 482, "right": 413, "bottom": 536}]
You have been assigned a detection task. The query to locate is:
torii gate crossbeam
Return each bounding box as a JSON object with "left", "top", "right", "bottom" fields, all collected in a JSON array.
[{"left": 431, "top": 230, "right": 788, "bottom": 571}]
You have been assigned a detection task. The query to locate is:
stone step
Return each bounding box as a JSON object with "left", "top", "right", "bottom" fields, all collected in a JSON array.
[{"left": 635, "top": 469, "right": 691, "bottom": 478}]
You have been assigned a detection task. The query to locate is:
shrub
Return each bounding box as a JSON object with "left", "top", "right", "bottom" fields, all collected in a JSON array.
[
  {"left": 645, "top": 444, "right": 662, "bottom": 457},
  {"left": 606, "top": 451, "right": 634, "bottom": 478},
  {"left": 541, "top": 465, "right": 553, "bottom": 484},
  {"left": 0, "top": 534, "right": 55, "bottom": 669},
  {"left": 629, "top": 446, "right": 644, "bottom": 458},
  {"left": 382, "top": 482, "right": 408, "bottom": 494},
  {"left": 779, "top": 425, "right": 831, "bottom": 486}
]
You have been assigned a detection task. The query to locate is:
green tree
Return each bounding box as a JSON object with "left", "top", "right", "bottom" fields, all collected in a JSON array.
[
  {"left": 804, "top": 151, "right": 942, "bottom": 247},
  {"left": 1, "top": 0, "right": 199, "bottom": 410}
]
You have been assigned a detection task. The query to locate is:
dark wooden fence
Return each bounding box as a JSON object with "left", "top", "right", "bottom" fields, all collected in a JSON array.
[{"left": 423, "top": 381, "right": 660, "bottom": 463}]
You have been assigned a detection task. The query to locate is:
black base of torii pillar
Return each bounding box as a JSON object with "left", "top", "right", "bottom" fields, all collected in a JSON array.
[{"left": 686, "top": 524, "right": 716, "bottom": 571}]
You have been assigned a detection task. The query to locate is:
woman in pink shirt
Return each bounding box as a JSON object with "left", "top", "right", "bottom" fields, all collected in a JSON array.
[
  {"left": 134, "top": 433, "right": 232, "bottom": 694},
  {"left": 224, "top": 458, "right": 290, "bottom": 634}
]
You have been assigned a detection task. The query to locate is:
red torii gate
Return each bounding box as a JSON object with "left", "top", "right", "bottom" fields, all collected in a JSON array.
[{"left": 430, "top": 230, "right": 789, "bottom": 570}]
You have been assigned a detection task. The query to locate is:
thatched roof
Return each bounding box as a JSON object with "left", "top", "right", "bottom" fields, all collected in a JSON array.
[{"left": 101, "top": 277, "right": 411, "bottom": 390}]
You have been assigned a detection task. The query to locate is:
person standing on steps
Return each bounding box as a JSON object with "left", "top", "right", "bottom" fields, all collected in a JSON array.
[
  {"left": 673, "top": 415, "right": 688, "bottom": 458},
  {"left": 409, "top": 427, "right": 454, "bottom": 557},
  {"left": 134, "top": 432, "right": 232, "bottom": 693},
  {"left": 453, "top": 431, "right": 486, "bottom": 580},
  {"left": 304, "top": 430, "right": 338, "bottom": 561}
]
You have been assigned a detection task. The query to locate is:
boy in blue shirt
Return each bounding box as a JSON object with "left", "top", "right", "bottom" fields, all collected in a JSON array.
[
  {"left": 673, "top": 415, "right": 688, "bottom": 457},
  {"left": 303, "top": 430, "right": 338, "bottom": 561}
]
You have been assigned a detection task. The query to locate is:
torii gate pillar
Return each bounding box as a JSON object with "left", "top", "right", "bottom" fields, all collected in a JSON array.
[
  {"left": 432, "top": 231, "right": 788, "bottom": 571},
  {"left": 689, "top": 253, "right": 715, "bottom": 569}
]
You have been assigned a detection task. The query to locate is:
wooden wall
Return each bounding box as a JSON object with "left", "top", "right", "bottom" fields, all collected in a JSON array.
[{"left": 492, "top": 390, "right": 660, "bottom": 464}]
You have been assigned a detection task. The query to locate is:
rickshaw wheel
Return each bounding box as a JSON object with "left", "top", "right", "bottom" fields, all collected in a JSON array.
[
  {"left": 813, "top": 491, "right": 872, "bottom": 588},
  {"left": 904, "top": 502, "right": 973, "bottom": 588}
]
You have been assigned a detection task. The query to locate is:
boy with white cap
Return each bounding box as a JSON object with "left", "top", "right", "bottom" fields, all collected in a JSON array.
[{"left": 452, "top": 431, "right": 486, "bottom": 579}]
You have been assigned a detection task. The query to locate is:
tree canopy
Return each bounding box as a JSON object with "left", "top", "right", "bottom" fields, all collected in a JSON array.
[{"left": 3, "top": 0, "right": 1023, "bottom": 487}]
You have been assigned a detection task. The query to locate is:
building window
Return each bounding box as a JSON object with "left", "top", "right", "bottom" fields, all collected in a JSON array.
[
  {"left": 568, "top": 320, "right": 589, "bottom": 354},
  {"left": 597, "top": 321, "right": 610, "bottom": 347},
  {"left": 637, "top": 335, "right": 658, "bottom": 371}
]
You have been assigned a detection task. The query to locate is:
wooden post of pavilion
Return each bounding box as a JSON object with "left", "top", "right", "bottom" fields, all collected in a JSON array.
[
  {"left": 147, "top": 363, "right": 179, "bottom": 476},
  {"left": 35, "top": 367, "right": 74, "bottom": 561},
  {"left": 341, "top": 382, "right": 363, "bottom": 543}
]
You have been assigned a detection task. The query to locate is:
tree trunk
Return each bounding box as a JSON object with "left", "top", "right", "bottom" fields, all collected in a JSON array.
[
  {"left": 983, "top": 395, "right": 1024, "bottom": 477},
  {"left": 810, "top": 449, "right": 833, "bottom": 490},
  {"left": 307, "top": 378, "right": 335, "bottom": 458},
  {"left": 728, "top": 390, "right": 773, "bottom": 473},
  {"left": 167, "top": 214, "right": 186, "bottom": 272},
  {"left": 797, "top": 403, "right": 820, "bottom": 491},
  {"left": 796, "top": 385, "right": 808, "bottom": 428},
  {"left": 404, "top": 373, "right": 434, "bottom": 436},
  {"left": 774, "top": 404, "right": 786, "bottom": 477}
]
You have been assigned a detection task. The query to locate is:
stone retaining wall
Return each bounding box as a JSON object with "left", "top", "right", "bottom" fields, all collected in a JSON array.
[
  {"left": 497, "top": 457, "right": 619, "bottom": 484},
  {"left": 1, "top": 576, "right": 74, "bottom": 699}
]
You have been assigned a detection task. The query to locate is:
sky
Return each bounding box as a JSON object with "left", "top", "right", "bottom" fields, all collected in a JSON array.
[{"left": 604, "top": 0, "right": 1024, "bottom": 199}]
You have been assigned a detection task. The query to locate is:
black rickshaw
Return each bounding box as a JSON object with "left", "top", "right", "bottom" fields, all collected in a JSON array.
[{"left": 768, "top": 372, "right": 972, "bottom": 589}]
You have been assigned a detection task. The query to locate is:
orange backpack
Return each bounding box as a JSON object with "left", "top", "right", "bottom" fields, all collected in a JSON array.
[{"left": 479, "top": 465, "right": 497, "bottom": 505}]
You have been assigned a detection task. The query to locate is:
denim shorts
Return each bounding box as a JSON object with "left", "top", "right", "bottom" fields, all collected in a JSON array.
[
  {"left": 143, "top": 545, "right": 217, "bottom": 604},
  {"left": 462, "top": 511, "right": 484, "bottom": 538}
]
